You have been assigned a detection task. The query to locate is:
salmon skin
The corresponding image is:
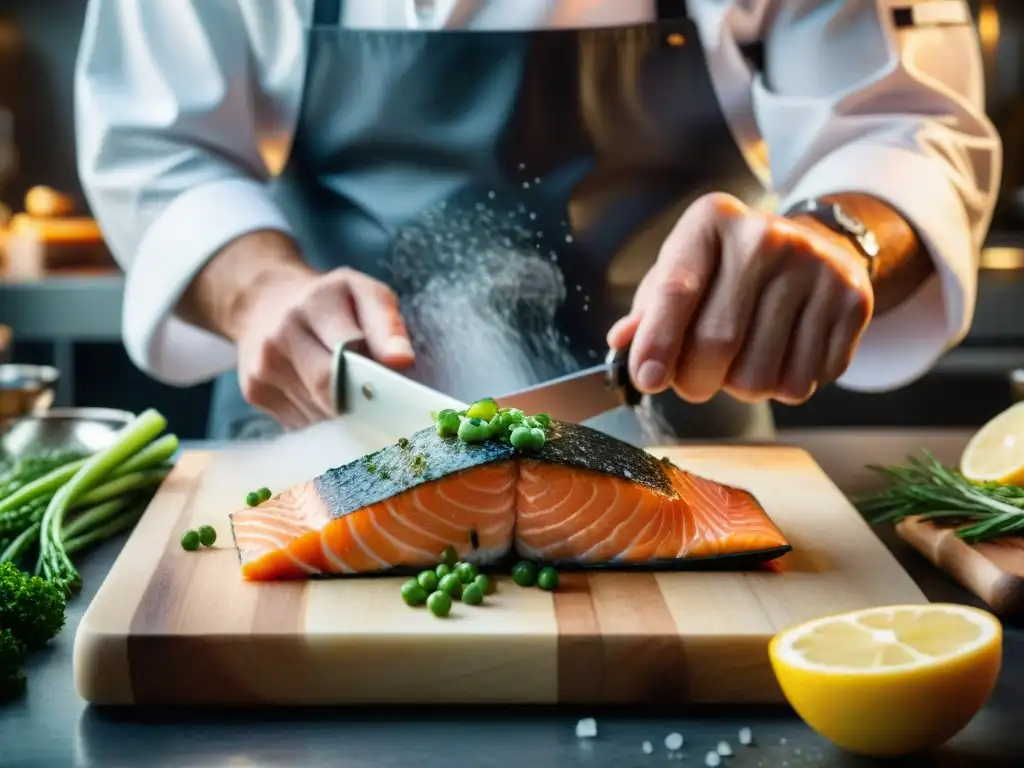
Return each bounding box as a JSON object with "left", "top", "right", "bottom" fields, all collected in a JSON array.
[{"left": 229, "top": 421, "right": 791, "bottom": 580}]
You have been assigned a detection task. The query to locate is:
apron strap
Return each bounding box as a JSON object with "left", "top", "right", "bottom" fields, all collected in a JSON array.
[{"left": 313, "top": 0, "right": 342, "bottom": 27}]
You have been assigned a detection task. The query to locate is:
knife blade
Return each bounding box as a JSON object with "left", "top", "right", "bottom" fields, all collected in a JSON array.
[
  {"left": 330, "top": 340, "right": 467, "bottom": 445},
  {"left": 495, "top": 346, "right": 642, "bottom": 424}
]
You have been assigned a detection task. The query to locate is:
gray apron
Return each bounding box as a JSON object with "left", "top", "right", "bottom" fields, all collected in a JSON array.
[{"left": 207, "top": 0, "right": 776, "bottom": 443}]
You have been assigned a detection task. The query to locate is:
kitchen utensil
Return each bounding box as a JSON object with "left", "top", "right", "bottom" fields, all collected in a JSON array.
[
  {"left": 495, "top": 346, "right": 642, "bottom": 424},
  {"left": 330, "top": 339, "right": 467, "bottom": 444},
  {"left": 0, "top": 406, "right": 134, "bottom": 460},
  {"left": 895, "top": 520, "right": 1024, "bottom": 619},
  {"left": 74, "top": 437, "right": 927, "bottom": 706},
  {"left": 0, "top": 363, "right": 58, "bottom": 420}
]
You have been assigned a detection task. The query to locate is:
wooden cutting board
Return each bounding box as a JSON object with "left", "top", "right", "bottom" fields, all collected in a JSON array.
[
  {"left": 896, "top": 519, "right": 1024, "bottom": 620},
  {"left": 74, "top": 425, "right": 927, "bottom": 706}
]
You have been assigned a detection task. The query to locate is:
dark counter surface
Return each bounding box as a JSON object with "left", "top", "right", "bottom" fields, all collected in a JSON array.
[{"left": 1, "top": 430, "right": 1021, "bottom": 768}]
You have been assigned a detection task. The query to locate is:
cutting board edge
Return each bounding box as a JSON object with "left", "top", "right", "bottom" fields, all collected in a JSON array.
[{"left": 895, "top": 517, "right": 1024, "bottom": 619}]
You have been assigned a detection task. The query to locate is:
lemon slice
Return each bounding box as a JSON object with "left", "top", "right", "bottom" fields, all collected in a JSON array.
[
  {"left": 769, "top": 604, "right": 1002, "bottom": 757},
  {"left": 960, "top": 400, "right": 1024, "bottom": 484}
]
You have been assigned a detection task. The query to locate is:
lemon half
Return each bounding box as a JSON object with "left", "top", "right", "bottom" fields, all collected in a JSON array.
[
  {"left": 960, "top": 400, "right": 1024, "bottom": 484},
  {"left": 769, "top": 604, "right": 1002, "bottom": 757}
]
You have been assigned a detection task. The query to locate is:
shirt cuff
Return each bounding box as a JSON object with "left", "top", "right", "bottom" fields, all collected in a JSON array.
[
  {"left": 122, "top": 178, "right": 294, "bottom": 386},
  {"left": 777, "top": 143, "right": 977, "bottom": 393}
]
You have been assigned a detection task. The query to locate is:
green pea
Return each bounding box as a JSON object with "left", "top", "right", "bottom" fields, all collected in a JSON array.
[
  {"left": 473, "top": 574, "right": 491, "bottom": 594},
  {"left": 511, "top": 560, "right": 538, "bottom": 587},
  {"left": 537, "top": 567, "right": 559, "bottom": 591},
  {"left": 417, "top": 570, "right": 439, "bottom": 592},
  {"left": 530, "top": 428, "right": 546, "bottom": 449},
  {"left": 533, "top": 413, "right": 552, "bottom": 429},
  {"left": 436, "top": 563, "right": 452, "bottom": 580},
  {"left": 438, "top": 573, "right": 463, "bottom": 598},
  {"left": 401, "top": 579, "right": 428, "bottom": 606},
  {"left": 180, "top": 529, "right": 200, "bottom": 552},
  {"left": 435, "top": 409, "right": 461, "bottom": 437},
  {"left": 440, "top": 545, "right": 458, "bottom": 567},
  {"left": 461, "top": 583, "right": 484, "bottom": 605},
  {"left": 510, "top": 426, "right": 540, "bottom": 451},
  {"left": 455, "top": 562, "right": 478, "bottom": 584},
  {"left": 257, "top": 486, "right": 272, "bottom": 503},
  {"left": 458, "top": 416, "right": 492, "bottom": 443},
  {"left": 466, "top": 397, "right": 499, "bottom": 421},
  {"left": 427, "top": 590, "right": 452, "bottom": 618},
  {"left": 245, "top": 491, "right": 260, "bottom": 507},
  {"left": 197, "top": 525, "right": 217, "bottom": 547}
]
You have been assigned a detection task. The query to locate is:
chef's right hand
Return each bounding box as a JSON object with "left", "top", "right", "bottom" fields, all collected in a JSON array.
[
  {"left": 235, "top": 267, "right": 414, "bottom": 429},
  {"left": 180, "top": 231, "right": 415, "bottom": 430}
]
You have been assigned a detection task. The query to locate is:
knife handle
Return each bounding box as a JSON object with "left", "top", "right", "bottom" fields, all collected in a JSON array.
[{"left": 604, "top": 345, "right": 643, "bottom": 409}]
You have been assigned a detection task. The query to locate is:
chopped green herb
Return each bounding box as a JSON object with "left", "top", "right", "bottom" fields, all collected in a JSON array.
[
  {"left": 401, "top": 579, "right": 428, "bottom": 606},
  {"left": 180, "top": 529, "right": 200, "bottom": 552},
  {"left": 257, "top": 487, "right": 272, "bottom": 503},
  {"left": 461, "top": 583, "right": 484, "bottom": 605},
  {"left": 455, "top": 562, "right": 478, "bottom": 584},
  {"left": 410, "top": 455, "right": 428, "bottom": 476},
  {"left": 397, "top": 437, "right": 410, "bottom": 449},
  {"left": 511, "top": 560, "right": 538, "bottom": 587},
  {"left": 537, "top": 567, "right": 559, "bottom": 591},
  {"left": 417, "top": 570, "right": 439, "bottom": 592},
  {"left": 378, "top": 469, "right": 390, "bottom": 480},
  {"left": 438, "top": 573, "right": 463, "bottom": 599},
  {"left": 245, "top": 491, "right": 260, "bottom": 507},
  {"left": 197, "top": 525, "right": 217, "bottom": 547},
  {"left": 427, "top": 590, "right": 452, "bottom": 618},
  {"left": 533, "top": 413, "right": 552, "bottom": 429},
  {"left": 365, "top": 462, "right": 377, "bottom": 473}
]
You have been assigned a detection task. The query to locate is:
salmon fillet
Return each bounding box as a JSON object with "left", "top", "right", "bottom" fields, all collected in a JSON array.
[{"left": 230, "top": 421, "right": 790, "bottom": 580}]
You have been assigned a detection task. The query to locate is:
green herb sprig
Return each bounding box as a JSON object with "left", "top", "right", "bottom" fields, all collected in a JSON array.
[{"left": 854, "top": 450, "right": 1024, "bottom": 543}]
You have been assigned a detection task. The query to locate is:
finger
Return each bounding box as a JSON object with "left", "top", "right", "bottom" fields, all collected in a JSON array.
[
  {"left": 776, "top": 277, "right": 838, "bottom": 404},
  {"left": 671, "top": 214, "right": 770, "bottom": 403},
  {"left": 345, "top": 274, "right": 415, "bottom": 368},
  {"left": 301, "top": 270, "right": 365, "bottom": 350},
  {"left": 239, "top": 379, "right": 308, "bottom": 431},
  {"left": 278, "top": 323, "right": 338, "bottom": 416},
  {"left": 724, "top": 270, "right": 815, "bottom": 401},
  {"left": 606, "top": 312, "right": 640, "bottom": 351},
  {"left": 627, "top": 196, "right": 727, "bottom": 393},
  {"left": 249, "top": 339, "right": 324, "bottom": 424},
  {"left": 823, "top": 288, "right": 872, "bottom": 382}
]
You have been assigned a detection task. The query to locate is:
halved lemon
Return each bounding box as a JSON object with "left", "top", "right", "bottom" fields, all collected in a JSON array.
[
  {"left": 960, "top": 400, "right": 1024, "bottom": 484},
  {"left": 769, "top": 604, "right": 1002, "bottom": 757}
]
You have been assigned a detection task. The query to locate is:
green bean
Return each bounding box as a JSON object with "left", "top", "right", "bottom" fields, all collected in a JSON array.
[
  {"left": 0, "top": 522, "right": 39, "bottom": 566},
  {"left": 62, "top": 497, "right": 134, "bottom": 541},
  {"left": 64, "top": 505, "right": 146, "bottom": 557},
  {"left": 69, "top": 469, "right": 170, "bottom": 511}
]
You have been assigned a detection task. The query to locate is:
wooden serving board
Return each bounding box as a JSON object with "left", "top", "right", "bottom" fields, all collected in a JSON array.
[
  {"left": 74, "top": 427, "right": 927, "bottom": 706},
  {"left": 896, "top": 519, "right": 1024, "bottom": 620}
]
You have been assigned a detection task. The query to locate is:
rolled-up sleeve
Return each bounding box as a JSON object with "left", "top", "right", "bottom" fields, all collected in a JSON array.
[
  {"left": 75, "top": 0, "right": 308, "bottom": 385},
  {"left": 752, "top": 0, "right": 1001, "bottom": 392}
]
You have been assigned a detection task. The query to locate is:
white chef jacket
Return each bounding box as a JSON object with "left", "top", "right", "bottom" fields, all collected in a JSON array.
[{"left": 74, "top": 0, "right": 1001, "bottom": 393}]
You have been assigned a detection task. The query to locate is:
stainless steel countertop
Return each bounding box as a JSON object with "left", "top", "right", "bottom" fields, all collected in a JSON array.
[{"left": 0, "top": 430, "right": 1022, "bottom": 768}]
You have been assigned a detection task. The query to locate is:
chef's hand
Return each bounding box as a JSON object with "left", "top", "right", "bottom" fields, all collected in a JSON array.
[
  {"left": 608, "top": 192, "right": 874, "bottom": 405},
  {"left": 233, "top": 266, "right": 415, "bottom": 429}
]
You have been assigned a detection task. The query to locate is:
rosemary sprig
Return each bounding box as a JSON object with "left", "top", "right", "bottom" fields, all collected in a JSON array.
[{"left": 854, "top": 450, "right": 1024, "bottom": 544}]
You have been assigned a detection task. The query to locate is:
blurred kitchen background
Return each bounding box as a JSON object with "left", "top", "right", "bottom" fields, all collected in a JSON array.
[{"left": 0, "top": 0, "right": 1021, "bottom": 440}]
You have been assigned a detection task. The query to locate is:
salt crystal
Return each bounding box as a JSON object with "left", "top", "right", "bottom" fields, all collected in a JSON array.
[
  {"left": 717, "top": 741, "right": 733, "bottom": 756},
  {"left": 705, "top": 752, "right": 722, "bottom": 767},
  {"left": 575, "top": 718, "right": 597, "bottom": 738},
  {"left": 565, "top": 234, "right": 574, "bottom": 243},
  {"left": 738, "top": 727, "right": 753, "bottom": 746},
  {"left": 522, "top": 182, "right": 531, "bottom": 189},
  {"left": 665, "top": 732, "right": 684, "bottom": 750},
  {"left": 641, "top": 740, "right": 654, "bottom": 754},
  {"left": 779, "top": 737, "right": 787, "bottom": 745}
]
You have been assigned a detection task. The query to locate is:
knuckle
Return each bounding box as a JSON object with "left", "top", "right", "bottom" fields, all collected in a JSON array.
[
  {"left": 239, "top": 376, "right": 269, "bottom": 407},
  {"left": 694, "top": 320, "right": 740, "bottom": 350}
]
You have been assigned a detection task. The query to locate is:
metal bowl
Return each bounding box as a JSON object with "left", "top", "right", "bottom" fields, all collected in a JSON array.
[
  {"left": 0, "top": 407, "right": 134, "bottom": 460},
  {"left": 0, "top": 363, "right": 59, "bottom": 419}
]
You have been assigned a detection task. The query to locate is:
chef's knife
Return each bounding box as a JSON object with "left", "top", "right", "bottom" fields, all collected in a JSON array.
[
  {"left": 494, "top": 346, "right": 642, "bottom": 424},
  {"left": 330, "top": 340, "right": 466, "bottom": 445}
]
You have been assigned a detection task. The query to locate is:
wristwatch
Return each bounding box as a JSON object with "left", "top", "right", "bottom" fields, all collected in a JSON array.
[{"left": 783, "top": 198, "right": 880, "bottom": 277}]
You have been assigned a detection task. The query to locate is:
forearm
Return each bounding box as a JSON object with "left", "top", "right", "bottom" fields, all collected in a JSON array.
[
  {"left": 176, "top": 230, "right": 315, "bottom": 342},
  {"left": 791, "top": 192, "right": 933, "bottom": 316}
]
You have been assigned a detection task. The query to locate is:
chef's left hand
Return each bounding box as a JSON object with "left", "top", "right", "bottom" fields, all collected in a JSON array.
[{"left": 608, "top": 192, "right": 874, "bottom": 405}]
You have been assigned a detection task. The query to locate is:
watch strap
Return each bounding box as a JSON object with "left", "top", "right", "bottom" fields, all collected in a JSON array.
[{"left": 783, "top": 198, "right": 880, "bottom": 277}]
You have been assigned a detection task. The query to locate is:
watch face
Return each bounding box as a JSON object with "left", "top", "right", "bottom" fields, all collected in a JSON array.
[{"left": 831, "top": 203, "right": 866, "bottom": 236}]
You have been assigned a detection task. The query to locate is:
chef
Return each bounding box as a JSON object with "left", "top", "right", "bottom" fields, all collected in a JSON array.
[{"left": 75, "top": 0, "right": 1000, "bottom": 442}]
